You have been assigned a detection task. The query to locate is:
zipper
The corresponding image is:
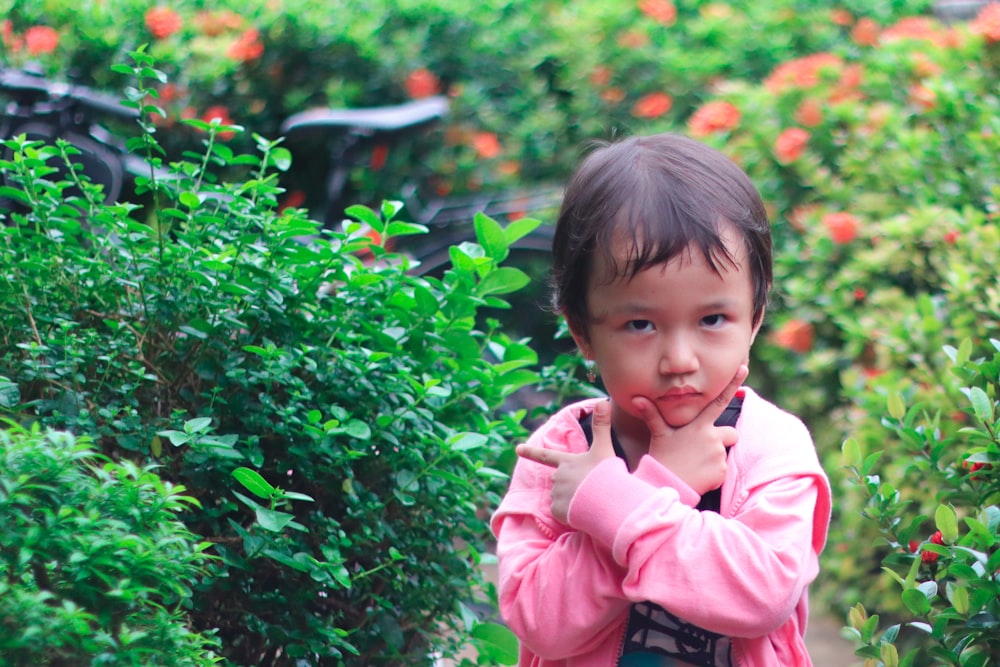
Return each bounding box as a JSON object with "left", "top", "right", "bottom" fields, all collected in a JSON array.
[{"left": 612, "top": 617, "right": 627, "bottom": 666}]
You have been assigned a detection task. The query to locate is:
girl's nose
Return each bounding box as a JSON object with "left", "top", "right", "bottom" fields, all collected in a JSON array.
[{"left": 658, "top": 334, "right": 699, "bottom": 375}]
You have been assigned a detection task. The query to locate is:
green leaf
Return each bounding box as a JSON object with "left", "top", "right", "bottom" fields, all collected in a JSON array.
[
  {"left": 503, "top": 216, "right": 542, "bottom": 244},
  {"left": 887, "top": 392, "right": 906, "bottom": 421},
  {"left": 470, "top": 622, "right": 520, "bottom": 665},
  {"left": 474, "top": 212, "right": 508, "bottom": 262},
  {"left": 477, "top": 266, "right": 531, "bottom": 296},
  {"left": 254, "top": 507, "right": 295, "bottom": 532},
  {"left": 968, "top": 387, "right": 994, "bottom": 424},
  {"left": 345, "top": 205, "right": 383, "bottom": 232},
  {"left": 901, "top": 588, "right": 931, "bottom": 615},
  {"left": 448, "top": 432, "right": 488, "bottom": 452},
  {"left": 232, "top": 467, "right": 276, "bottom": 500},
  {"left": 936, "top": 504, "right": 959, "bottom": 544}
]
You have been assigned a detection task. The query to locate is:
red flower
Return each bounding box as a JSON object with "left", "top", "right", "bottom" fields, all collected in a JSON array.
[
  {"left": 631, "top": 92, "right": 673, "bottom": 118},
  {"left": 794, "top": 98, "right": 824, "bottom": 127},
  {"left": 145, "top": 6, "right": 182, "bottom": 39},
  {"left": 774, "top": 128, "right": 809, "bottom": 163},
  {"left": 764, "top": 53, "right": 843, "bottom": 92},
  {"left": 617, "top": 30, "right": 650, "bottom": 49},
  {"left": 972, "top": 3, "right": 1000, "bottom": 43},
  {"left": 638, "top": 0, "right": 676, "bottom": 26},
  {"left": 773, "top": 319, "right": 814, "bottom": 354},
  {"left": 24, "top": 25, "right": 58, "bottom": 55},
  {"left": 852, "top": 18, "right": 881, "bottom": 46},
  {"left": 930, "top": 530, "right": 944, "bottom": 545},
  {"left": 944, "top": 229, "right": 960, "bottom": 244},
  {"left": 197, "top": 10, "right": 244, "bottom": 37},
  {"left": 226, "top": 28, "right": 264, "bottom": 62},
  {"left": 472, "top": 131, "right": 502, "bottom": 159},
  {"left": 687, "top": 100, "right": 740, "bottom": 136},
  {"left": 822, "top": 212, "right": 860, "bottom": 244},
  {"left": 405, "top": 68, "right": 441, "bottom": 99}
]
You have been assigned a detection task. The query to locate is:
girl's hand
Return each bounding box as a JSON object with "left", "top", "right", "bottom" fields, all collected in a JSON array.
[
  {"left": 516, "top": 399, "right": 616, "bottom": 524},
  {"left": 635, "top": 365, "right": 748, "bottom": 495}
]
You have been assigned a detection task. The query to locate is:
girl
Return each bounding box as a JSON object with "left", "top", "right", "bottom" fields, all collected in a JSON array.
[{"left": 491, "top": 133, "right": 832, "bottom": 667}]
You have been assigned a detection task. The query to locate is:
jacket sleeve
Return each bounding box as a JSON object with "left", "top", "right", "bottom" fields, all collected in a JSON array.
[
  {"left": 491, "top": 454, "right": 632, "bottom": 660},
  {"left": 568, "top": 456, "right": 825, "bottom": 638}
]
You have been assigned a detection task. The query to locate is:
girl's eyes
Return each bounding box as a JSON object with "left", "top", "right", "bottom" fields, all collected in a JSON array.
[
  {"left": 625, "top": 319, "right": 654, "bottom": 333},
  {"left": 624, "top": 314, "right": 727, "bottom": 332}
]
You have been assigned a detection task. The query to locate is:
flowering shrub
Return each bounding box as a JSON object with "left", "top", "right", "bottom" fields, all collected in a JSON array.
[{"left": 0, "top": 0, "right": 933, "bottom": 216}]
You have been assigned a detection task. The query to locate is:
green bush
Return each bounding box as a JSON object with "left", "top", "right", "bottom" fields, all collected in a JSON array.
[
  {"left": 0, "top": 422, "right": 221, "bottom": 665},
  {"left": 843, "top": 339, "right": 1000, "bottom": 666},
  {"left": 0, "top": 50, "right": 550, "bottom": 665}
]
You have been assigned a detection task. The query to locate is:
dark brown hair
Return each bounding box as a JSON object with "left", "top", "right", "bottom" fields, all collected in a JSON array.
[{"left": 551, "top": 133, "right": 772, "bottom": 337}]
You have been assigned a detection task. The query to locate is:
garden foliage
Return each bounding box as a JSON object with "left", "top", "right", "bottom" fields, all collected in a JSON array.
[
  {"left": 0, "top": 51, "right": 543, "bottom": 665},
  {"left": 0, "top": 423, "right": 220, "bottom": 665}
]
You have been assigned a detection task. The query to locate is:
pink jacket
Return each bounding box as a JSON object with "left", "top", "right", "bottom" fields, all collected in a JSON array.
[{"left": 491, "top": 388, "right": 832, "bottom": 667}]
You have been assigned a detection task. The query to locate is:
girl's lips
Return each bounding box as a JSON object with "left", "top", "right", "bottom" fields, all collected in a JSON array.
[{"left": 661, "top": 387, "right": 699, "bottom": 398}]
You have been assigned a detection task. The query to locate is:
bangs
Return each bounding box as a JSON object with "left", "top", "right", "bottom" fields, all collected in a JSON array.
[{"left": 596, "top": 169, "right": 738, "bottom": 284}]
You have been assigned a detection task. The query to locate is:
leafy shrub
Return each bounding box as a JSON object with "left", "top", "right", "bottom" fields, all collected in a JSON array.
[
  {"left": 842, "top": 339, "right": 1000, "bottom": 666},
  {"left": 0, "top": 422, "right": 220, "bottom": 666},
  {"left": 0, "top": 50, "right": 549, "bottom": 665}
]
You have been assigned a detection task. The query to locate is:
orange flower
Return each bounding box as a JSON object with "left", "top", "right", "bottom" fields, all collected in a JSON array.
[
  {"left": 226, "top": 28, "right": 264, "bottom": 62},
  {"left": 851, "top": 18, "right": 880, "bottom": 46},
  {"left": 639, "top": 0, "right": 677, "bottom": 26},
  {"left": 822, "top": 211, "right": 860, "bottom": 244},
  {"left": 631, "top": 92, "right": 673, "bottom": 118},
  {"left": 773, "top": 319, "right": 814, "bottom": 354},
  {"left": 774, "top": 128, "right": 809, "bottom": 163},
  {"left": 687, "top": 100, "right": 740, "bottom": 136},
  {"left": 909, "top": 84, "right": 936, "bottom": 110},
  {"left": 971, "top": 3, "right": 1000, "bottom": 43},
  {"left": 601, "top": 87, "right": 626, "bottom": 104},
  {"left": 145, "top": 6, "right": 182, "bottom": 39},
  {"left": 911, "top": 52, "right": 942, "bottom": 78},
  {"left": 881, "top": 16, "right": 947, "bottom": 46},
  {"left": 617, "top": 30, "right": 650, "bottom": 49},
  {"left": 24, "top": 25, "right": 58, "bottom": 55},
  {"left": 405, "top": 68, "right": 441, "bottom": 99},
  {"left": 764, "top": 53, "right": 843, "bottom": 92},
  {"left": 472, "top": 131, "right": 502, "bottom": 159},
  {"left": 830, "top": 8, "right": 854, "bottom": 26},
  {"left": 590, "top": 65, "right": 612, "bottom": 87},
  {"left": 794, "top": 98, "right": 824, "bottom": 127},
  {"left": 197, "top": 10, "right": 244, "bottom": 37}
]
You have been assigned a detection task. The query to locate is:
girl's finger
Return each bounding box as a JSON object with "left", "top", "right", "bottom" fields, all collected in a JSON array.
[
  {"left": 694, "top": 364, "right": 749, "bottom": 427},
  {"left": 632, "top": 394, "right": 673, "bottom": 438},
  {"left": 589, "top": 399, "right": 616, "bottom": 456},
  {"left": 516, "top": 444, "right": 565, "bottom": 468}
]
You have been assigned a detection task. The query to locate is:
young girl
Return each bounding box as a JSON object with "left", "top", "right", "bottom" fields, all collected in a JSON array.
[{"left": 491, "top": 133, "right": 832, "bottom": 666}]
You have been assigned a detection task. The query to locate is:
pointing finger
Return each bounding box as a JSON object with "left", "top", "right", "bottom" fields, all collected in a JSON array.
[
  {"left": 697, "top": 364, "right": 749, "bottom": 426},
  {"left": 516, "top": 443, "right": 567, "bottom": 468}
]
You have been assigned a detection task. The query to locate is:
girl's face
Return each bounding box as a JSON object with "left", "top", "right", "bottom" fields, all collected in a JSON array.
[{"left": 570, "top": 224, "right": 762, "bottom": 446}]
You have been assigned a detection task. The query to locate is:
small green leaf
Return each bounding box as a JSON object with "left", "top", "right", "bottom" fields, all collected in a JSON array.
[
  {"left": 233, "top": 467, "right": 276, "bottom": 500},
  {"left": 470, "top": 622, "right": 520, "bottom": 665},
  {"left": 968, "top": 387, "right": 994, "bottom": 424},
  {"left": 887, "top": 392, "right": 906, "bottom": 420},
  {"left": 255, "top": 507, "right": 295, "bottom": 532},
  {"left": 477, "top": 266, "right": 531, "bottom": 296},
  {"left": 345, "top": 205, "right": 383, "bottom": 232},
  {"left": 474, "top": 212, "right": 508, "bottom": 262},
  {"left": 936, "top": 504, "right": 959, "bottom": 544},
  {"left": 842, "top": 438, "right": 862, "bottom": 469}
]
